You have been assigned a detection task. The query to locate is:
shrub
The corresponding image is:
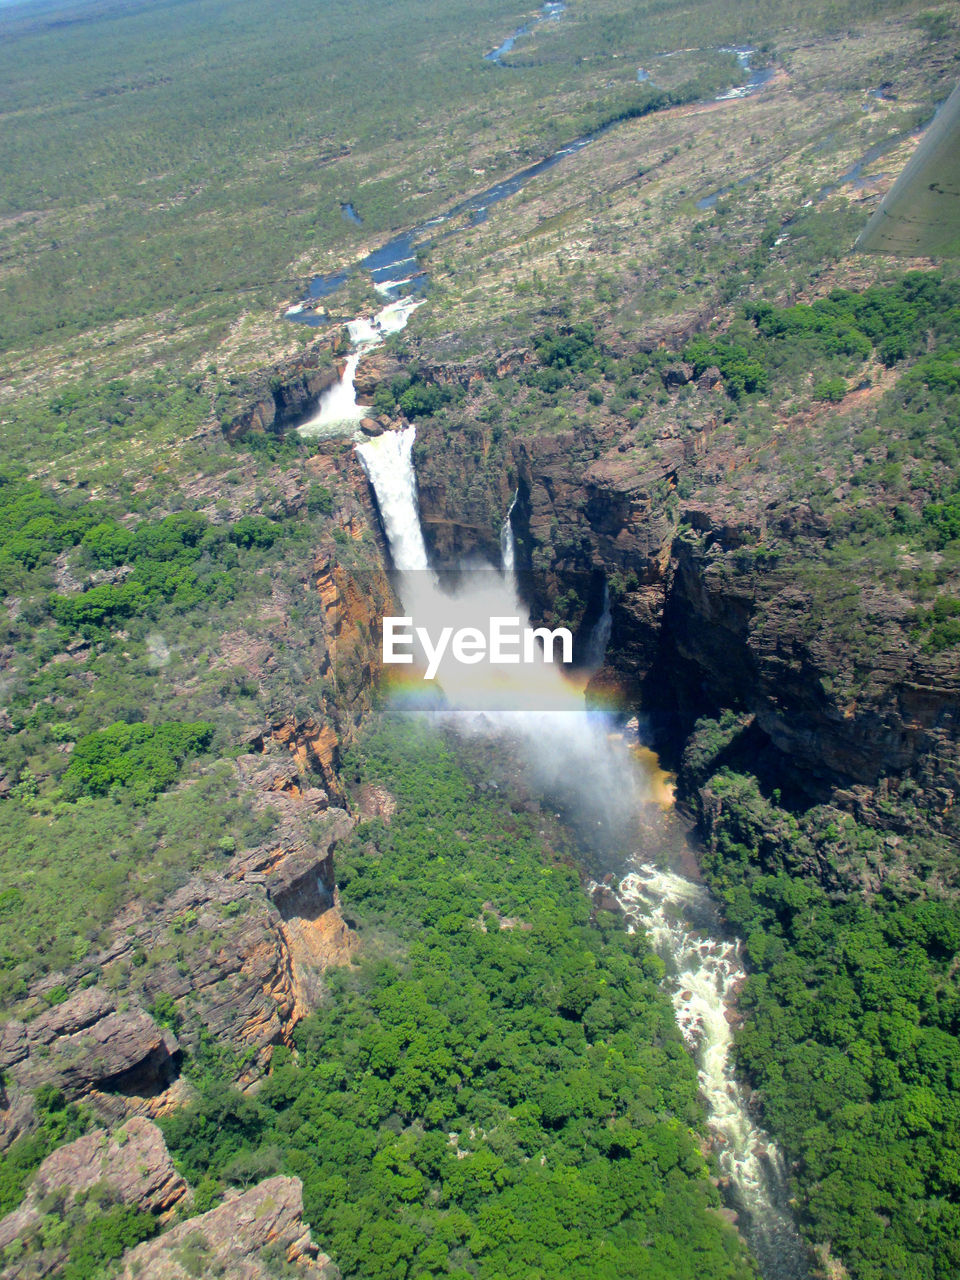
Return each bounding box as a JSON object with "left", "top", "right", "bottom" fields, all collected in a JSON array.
[{"left": 62, "top": 721, "right": 215, "bottom": 802}]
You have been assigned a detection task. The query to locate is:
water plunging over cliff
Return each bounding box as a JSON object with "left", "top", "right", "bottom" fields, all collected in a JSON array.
[
  {"left": 359, "top": 428, "right": 587, "bottom": 716},
  {"left": 299, "top": 352, "right": 366, "bottom": 436},
  {"left": 500, "top": 491, "right": 517, "bottom": 576},
  {"left": 298, "top": 297, "right": 424, "bottom": 439},
  {"left": 357, "top": 429, "right": 810, "bottom": 1280},
  {"left": 356, "top": 426, "right": 430, "bottom": 573},
  {"left": 584, "top": 580, "right": 612, "bottom": 671}
]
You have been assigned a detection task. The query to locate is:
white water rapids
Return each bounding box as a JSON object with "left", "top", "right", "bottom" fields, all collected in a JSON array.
[
  {"left": 354, "top": 419, "right": 810, "bottom": 1278},
  {"left": 614, "top": 866, "right": 808, "bottom": 1278},
  {"left": 297, "top": 297, "right": 424, "bottom": 439}
]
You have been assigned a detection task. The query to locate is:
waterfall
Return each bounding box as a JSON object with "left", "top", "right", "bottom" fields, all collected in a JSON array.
[
  {"left": 299, "top": 296, "right": 425, "bottom": 440},
  {"left": 356, "top": 425, "right": 430, "bottom": 574},
  {"left": 500, "top": 491, "right": 517, "bottom": 577},
  {"left": 299, "top": 352, "right": 366, "bottom": 437},
  {"left": 356, "top": 428, "right": 808, "bottom": 1280},
  {"left": 358, "top": 434, "right": 592, "bottom": 717},
  {"left": 615, "top": 866, "right": 810, "bottom": 1280},
  {"left": 583, "top": 580, "right": 611, "bottom": 670}
]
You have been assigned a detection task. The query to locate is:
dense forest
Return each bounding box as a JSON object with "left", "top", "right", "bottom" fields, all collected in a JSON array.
[
  {"left": 678, "top": 713, "right": 960, "bottom": 1280},
  {"left": 160, "top": 718, "right": 753, "bottom": 1280}
]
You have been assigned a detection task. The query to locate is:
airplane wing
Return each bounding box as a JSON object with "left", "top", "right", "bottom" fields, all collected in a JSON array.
[{"left": 856, "top": 80, "right": 960, "bottom": 257}]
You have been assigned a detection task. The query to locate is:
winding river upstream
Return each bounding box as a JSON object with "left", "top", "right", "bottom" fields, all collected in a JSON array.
[
  {"left": 484, "top": 0, "right": 566, "bottom": 66},
  {"left": 286, "top": 42, "right": 776, "bottom": 327}
]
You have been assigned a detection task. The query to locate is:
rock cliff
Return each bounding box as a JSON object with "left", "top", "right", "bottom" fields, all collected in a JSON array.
[
  {"left": 0, "top": 814, "right": 352, "bottom": 1145},
  {"left": 0, "top": 435, "right": 394, "bottom": 1147},
  {"left": 404, "top": 362, "right": 958, "bottom": 849},
  {"left": 221, "top": 339, "right": 345, "bottom": 442},
  {"left": 0, "top": 1119, "right": 337, "bottom": 1280},
  {"left": 0, "top": 1117, "right": 187, "bottom": 1277},
  {"left": 118, "top": 1176, "right": 339, "bottom": 1280},
  {"left": 0, "top": 989, "right": 182, "bottom": 1122}
]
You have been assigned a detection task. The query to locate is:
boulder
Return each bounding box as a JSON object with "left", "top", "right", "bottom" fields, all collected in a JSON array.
[{"left": 662, "top": 361, "right": 694, "bottom": 388}]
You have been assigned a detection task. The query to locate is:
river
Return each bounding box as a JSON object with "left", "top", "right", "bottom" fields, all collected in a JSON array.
[
  {"left": 485, "top": 0, "right": 566, "bottom": 67},
  {"left": 290, "top": 37, "right": 809, "bottom": 1268},
  {"left": 286, "top": 44, "right": 776, "bottom": 327}
]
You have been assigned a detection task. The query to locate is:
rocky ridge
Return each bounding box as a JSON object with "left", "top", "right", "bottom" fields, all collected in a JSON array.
[
  {"left": 0, "top": 446, "right": 393, "bottom": 1146},
  {"left": 0, "top": 1117, "right": 187, "bottom": 1277},
  {"left": 118, "top": 1176, "right": 340, "bottom": 1280},
  {"left": 0, "top": 1118, "right": 337, "bottom": 1280},
  {"left": 0, "top": 798, "right": 356, "bottom": 1146}
]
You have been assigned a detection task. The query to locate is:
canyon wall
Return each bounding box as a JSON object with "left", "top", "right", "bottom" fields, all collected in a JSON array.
[{"left": 404, "top": 372, "right": 959, "bottom": 839}]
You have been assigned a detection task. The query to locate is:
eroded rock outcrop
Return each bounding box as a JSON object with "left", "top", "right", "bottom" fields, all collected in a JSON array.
[
  {"left": 0, "top": 988, "right": 180, "bottom": 1109},
  {"left": 0, "top": 789, "right": 358, "bottom": 1144},
  {"left": 221, "top": 342, "right": 344, "bottom": 442},
  {"left": 118, "top": 1176, "right": 340, "bottom": 1280},
  {"left": 0, "top": 1118, "right": 187, "bottom": 1276},
  {"left": 0, "top": 1122, "right": 339, "bottom": 1280}
]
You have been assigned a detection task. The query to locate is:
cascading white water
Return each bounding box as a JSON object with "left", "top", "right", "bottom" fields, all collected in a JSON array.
[
  {"left": 583, "top": 580, "right": 612, "bottom": 671},
  {"left": 615, "top": 865, "right": 809, "bottom": 1280},
  {"left": 357, "top": 426, "right": 431, "bottom": 573},
  {"left": 299, "top": 351, "right": 366, "bottom": 436},
  {"left": 500, "top": 491, "right": 517, "bottom": 576},
  {"left": 298, "top": 296, "right": 425, "bottom": 440},
  {"left": 355, "top": 415, "right": 808, "bottom": 1280}
]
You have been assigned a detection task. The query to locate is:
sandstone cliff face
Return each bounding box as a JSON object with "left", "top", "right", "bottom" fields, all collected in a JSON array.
[
  {"left": 0, "top": 989, "right": 181, "bottom": 1122},
  {"left": 0, "top": 1118, "right": 188, "bottom": 1277},
  {"left": 251, "top": 716, "right": 344, "bottom": 804},
  {"left": 242, "top": 531, "right": 391, "bottom": 805},
  {"left": 353, "top": 346, "right": 531, "bottom": 403},
  {"left": 118, "top": 1176, "right": 340, "bottom": 1280},
  {"left": 0, "top": 446, "right": 393, "bottom": 1143},
  {"left": 409, "top": 376, "right": 958, "bottom": 841},
  {"left": 509, "top": 425, "right": 686, "bottom": 676},
  {"left": 661, "top": 538, "right": 960, "bottom": 804},
  {"left": 353, "top": 349, "right": 403, "bottom": 401},
  {"left": 0, "top": 1120, "right": 337, "bottom": 1280},
  {"left": 221, "top": 340, "right": 344, "bottom": 442},
  {"left": 0, "top": 786, "right": 358, "bottom": 1145}
]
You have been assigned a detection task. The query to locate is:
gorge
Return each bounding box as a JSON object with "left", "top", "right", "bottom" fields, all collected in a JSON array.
[
  {"left": 353, "top": 392, "right": 810, "bottom": 1275},
  {"left": 241, "top": 242, "right": 960, "bottom": 1278}
]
